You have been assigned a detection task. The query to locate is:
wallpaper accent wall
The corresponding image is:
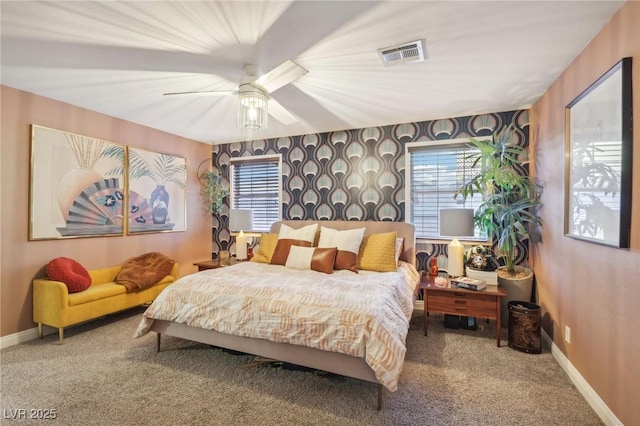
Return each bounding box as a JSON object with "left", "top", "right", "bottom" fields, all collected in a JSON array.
[{"left": 212, "top": 110, "right": 530, "bottom": 273}]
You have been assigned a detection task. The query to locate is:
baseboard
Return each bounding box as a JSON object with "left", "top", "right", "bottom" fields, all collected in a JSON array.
[
  {"left": 541, "top": 330, "right": 622, "bottom": 426},
  {"left": 414, "top": 299, "right": 424, "bottom": 311},
  {"left": 1, "top": 327, "right": 39, "bottom": 349}
]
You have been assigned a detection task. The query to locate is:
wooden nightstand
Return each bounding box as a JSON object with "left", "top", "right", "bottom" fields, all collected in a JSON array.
[
  {"left": 420, "top": 276, "right": 506, "bottom": 347},
  {"left": 193, "top": 258, "right": 239, "bottom": 271}
]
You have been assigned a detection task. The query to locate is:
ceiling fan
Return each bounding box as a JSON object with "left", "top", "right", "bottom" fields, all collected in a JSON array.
[{"left": 163, "top": 60, "right": 308, "bottom": 129}]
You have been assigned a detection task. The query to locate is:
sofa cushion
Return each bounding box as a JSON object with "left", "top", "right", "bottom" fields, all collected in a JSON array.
[
  {"left": 68, "top": 283, "right": 127, "bottom": 306},
  {"left": 46, "top": 257, "right": 92, "bottom": 293}
]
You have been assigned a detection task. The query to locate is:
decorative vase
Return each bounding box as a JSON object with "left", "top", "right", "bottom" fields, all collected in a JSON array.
[
  {"left": 57, "top": 167, "right": 102, "bottom": 221},
  {"left": 150, "top": 184, "right": 169, "bottom": 224},
  {"left": 497, "top": 265, "right": 534, "bottom": 328},
  {"left": 465, "top": 267, "right": 498, "bottom": 285}
]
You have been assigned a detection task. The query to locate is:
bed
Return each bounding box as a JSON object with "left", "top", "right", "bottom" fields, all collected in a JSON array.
[{"left": 134, "top": 220, "right": 419, "bottom": 409}]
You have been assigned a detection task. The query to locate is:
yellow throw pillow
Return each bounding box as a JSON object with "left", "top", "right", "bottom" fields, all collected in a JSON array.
[
  {"left": 358, "top": 231, "right": 398, "bottom": 272},
  {"left": 250, "top": 233, "right": 279, "bottom": 263}
]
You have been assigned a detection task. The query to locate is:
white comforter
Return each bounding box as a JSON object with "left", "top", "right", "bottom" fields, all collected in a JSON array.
[{"left": 135, "top": 261, "right": 420, "bottom": 391}]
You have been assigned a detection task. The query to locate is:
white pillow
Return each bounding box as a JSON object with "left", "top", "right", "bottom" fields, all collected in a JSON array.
[
  {"left": 278, "top": 223, "right": 318, "bottom": 244},
  {"left": 317, "top": 226, "right": 365, "bottom": 253},
  {"left": 395, "top": 237, "right": 405, "bottom": 264}
]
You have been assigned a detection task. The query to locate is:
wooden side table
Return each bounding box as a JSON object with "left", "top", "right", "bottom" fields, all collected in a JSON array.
[
  {"left": 193, "top": 258, "right": 239, "bottom": 271},
  {"left": 420, "top": 276, "right": 506, "bottom": 347}
]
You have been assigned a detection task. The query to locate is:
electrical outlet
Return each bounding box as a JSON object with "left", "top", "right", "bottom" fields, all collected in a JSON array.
[{"left": 565, "top": 326, "right": 571, "bottom": 343}]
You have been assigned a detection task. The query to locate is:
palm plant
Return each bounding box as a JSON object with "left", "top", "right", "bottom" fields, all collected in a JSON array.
[{"left": 455, "top": 125, "right": 542, "bottom": 275}]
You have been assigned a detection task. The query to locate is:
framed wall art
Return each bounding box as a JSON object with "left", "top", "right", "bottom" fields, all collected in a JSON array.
[
  {"left": 564, "top": 57, "right": 633, "bottom": 248},
  {"left": 127, "top": 147, "right": 187, "bottom": 234},
  {"left": 29, "top": 125, "right": 126, "bottom": 240}
]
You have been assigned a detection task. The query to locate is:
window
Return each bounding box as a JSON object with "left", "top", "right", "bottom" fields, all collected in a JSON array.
[
  {"left": 230, "top": 155, "right": 282, "bottom": 232},
  {"left": 405, "top": 138, "right": 487, "bottom": 241}
]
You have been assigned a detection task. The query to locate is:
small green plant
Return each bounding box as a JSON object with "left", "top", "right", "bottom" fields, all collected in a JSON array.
[
  {"left": 200, "top": 169, "right": 229, "bottom": 214},
  {"left": 455, "top": 125, "right": 542, "bottom": 275}
]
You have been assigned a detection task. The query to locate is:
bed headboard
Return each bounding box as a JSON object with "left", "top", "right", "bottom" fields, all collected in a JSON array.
[{"left": 270, "top": 220, "right": 416, "bottom": 266}]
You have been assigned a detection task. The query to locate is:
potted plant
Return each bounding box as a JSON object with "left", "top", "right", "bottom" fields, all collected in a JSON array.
[
  {"left": 464, "top": 245, "right": 499, "bottom": 285},
  {"left": 199, "top": 169, "right": 229, "bottom": 214},
  {"left": 455, "top": 125, "right": 542, "bottom": 325}
]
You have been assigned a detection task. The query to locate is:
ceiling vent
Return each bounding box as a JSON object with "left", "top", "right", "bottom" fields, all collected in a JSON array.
[{"left": 378, "top": 39, "right": 426, "bottom": 66}]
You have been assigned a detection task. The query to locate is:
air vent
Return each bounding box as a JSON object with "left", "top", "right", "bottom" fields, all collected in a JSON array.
[{"left": 378, "top": 39, "right": 426, "bottom": 66}]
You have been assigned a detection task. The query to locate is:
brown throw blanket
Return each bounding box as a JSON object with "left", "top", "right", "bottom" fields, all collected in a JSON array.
[{"left": 115, "top": 252, "right": 175, "bottom": 292}]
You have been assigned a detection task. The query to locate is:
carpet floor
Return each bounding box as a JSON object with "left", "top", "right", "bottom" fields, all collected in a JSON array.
[{"left": 0, "top": 308, "right": 602, "bottom": 425}]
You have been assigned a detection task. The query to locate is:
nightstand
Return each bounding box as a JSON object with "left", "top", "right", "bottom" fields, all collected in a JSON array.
[
  {"left": 420, "top": 276, "right": 506, "bottom": 347},
  {"left": 193, "top": 258, "right": 240, "bottom": 271}
]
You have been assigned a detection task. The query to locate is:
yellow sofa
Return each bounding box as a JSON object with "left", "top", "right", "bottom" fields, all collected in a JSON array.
[{"left": 33, "top": 262, "right": 179, "bottom": 344}]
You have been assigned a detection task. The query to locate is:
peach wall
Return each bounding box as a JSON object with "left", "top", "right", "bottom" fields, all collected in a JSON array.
[
  {"left": 530, "top": 2, "right": 639, "bottom": 425},
  {"left": 0, "top": 86, "right": 213, "bottom": 337}
]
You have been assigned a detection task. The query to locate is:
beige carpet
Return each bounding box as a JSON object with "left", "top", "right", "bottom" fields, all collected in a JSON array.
[{"left": 1, "top": 308, "right": 602, "bottom": 425}]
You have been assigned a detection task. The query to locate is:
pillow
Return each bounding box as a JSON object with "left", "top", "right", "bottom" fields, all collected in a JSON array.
[
  {"left": 278, "top": 223, "right": 318, "bottom": 243},
  {"left": 270, "top": 239, "right": 312, "bottom": 265},
  {"left": 46, "top": 257, "right": 91, "bottom": 293},
  {"left": 250, "top": 233, "right": 279, "bottom": 263},
  {"left": 270, "top": 223, "right": 319, "bottom": 266},
  {"left": 285, "top": 246, "right": 338, "bottom": 274},
  {"left": 358, "top": 231, "right": 398, "bottom": 272},
  {"left": 317, "top": 226, "right": 365, "bottom": 272},
  {"left": 395, "top": 237, "right": 405, "bottom": 265},
  {"left": 115, "top": 252, "right": 175, "bottom": 292}
]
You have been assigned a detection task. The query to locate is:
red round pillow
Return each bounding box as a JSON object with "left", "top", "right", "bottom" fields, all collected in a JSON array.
[{"left": 46, "top": 257, "right": 91, "bottom": 293}]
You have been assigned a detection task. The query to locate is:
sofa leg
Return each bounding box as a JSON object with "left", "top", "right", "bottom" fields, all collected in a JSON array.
[
  {"left": 58, "top": 328, "right": 64, "bottom": 345},
  {"left": 38, "top": 323, "right": 43, "bottom": 339},
  {"left": 377, "top": 383, "right": 383, "bottom": 411},
  {"left": 156, "top": 333, "right": 161, "bottom": 352}
]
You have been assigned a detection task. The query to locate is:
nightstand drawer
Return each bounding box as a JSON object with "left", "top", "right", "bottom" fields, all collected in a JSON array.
[{"left": 428, "top": 292, "right": 496, "bottom": 309}]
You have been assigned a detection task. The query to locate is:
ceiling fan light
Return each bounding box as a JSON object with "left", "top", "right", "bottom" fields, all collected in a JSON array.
[{"left": 238, "top": 88, "right": 268, "bottom": 130}]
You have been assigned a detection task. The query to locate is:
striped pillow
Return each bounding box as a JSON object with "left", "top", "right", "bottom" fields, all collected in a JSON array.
[
  {"left": 285, "top": 246, "right": 338, "bottom": 274},
  {"left": 270, "top": 223, "right": 318, "bottom": 266},
  {"left": 317, "top": 226, "right": 366, "bottom": 272}
]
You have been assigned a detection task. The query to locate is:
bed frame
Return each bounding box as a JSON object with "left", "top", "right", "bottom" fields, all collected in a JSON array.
[{"left": 151, "top": 220, "right": 416, "bottom": 410}]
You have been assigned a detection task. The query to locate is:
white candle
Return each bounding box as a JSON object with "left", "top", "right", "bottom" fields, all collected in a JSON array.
[
  {"left": 448, "top": 238, "right": 464, "bottom": 277},
  {"left": 236, "top": 231, "right": 248, "bottom": 260}
]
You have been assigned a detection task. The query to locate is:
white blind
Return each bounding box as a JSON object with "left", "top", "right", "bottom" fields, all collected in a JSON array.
[
  {"left": 408, "top": 142, "right": 485, "bottom": 240},
  {"left": 231, "top": 157, "right": 281, "bottom": 232}
]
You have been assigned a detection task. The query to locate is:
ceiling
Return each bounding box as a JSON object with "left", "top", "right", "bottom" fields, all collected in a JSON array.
[{"left": 1, "top": 1, "right": 624, "bottom": 145}]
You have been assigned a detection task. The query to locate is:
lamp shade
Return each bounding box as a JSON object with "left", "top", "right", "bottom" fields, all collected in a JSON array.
[
  {"left": 439, "top": 208, "right": 475, "bottom": 237},
  {"left": 229, "top": 209, "right": 253, "bottom": 232},
  {"left": 238, "top": 85, "right": 268, "bottom": 130}
]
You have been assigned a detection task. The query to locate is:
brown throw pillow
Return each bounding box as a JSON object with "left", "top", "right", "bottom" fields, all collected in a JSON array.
[{"left": 269, "top": 239, "right": 312, "bottom": 265}]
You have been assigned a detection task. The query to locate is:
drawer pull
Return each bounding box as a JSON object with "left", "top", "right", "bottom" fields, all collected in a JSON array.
[
  {"left": 454, "top": 300, "right": 467, "bottom": 305},
  {"left": 454, "top": 292, "right": 467, "bottom": 297}
]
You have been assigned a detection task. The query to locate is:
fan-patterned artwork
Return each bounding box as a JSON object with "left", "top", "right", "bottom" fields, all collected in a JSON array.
[
  {"left": 128, "top": 191, "right": 153, "bottom": 225},
  {"left": 57, "top": 178, "right": 124, "bottom": 236}
]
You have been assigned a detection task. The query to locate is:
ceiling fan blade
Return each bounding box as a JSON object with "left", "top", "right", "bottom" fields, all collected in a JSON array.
[
  {"left": 254, "top": 60, "right": 308, "bottom": 94},
  {"left": 268, "top": 98, "right": 299, "bottom": 126},
  {"left": 163, "top": 89, "right": 238, "bottom": 97},
  {"left": 2, "top": 36, "right": 240, "bottom": 80}
]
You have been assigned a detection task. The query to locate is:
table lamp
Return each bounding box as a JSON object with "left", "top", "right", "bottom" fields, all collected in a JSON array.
[
  {"left": 439, "top": 208, "right": 475, "bottom": 277},
  {"left": 229, "top": 209, "right": 253, "bottom": 261}
]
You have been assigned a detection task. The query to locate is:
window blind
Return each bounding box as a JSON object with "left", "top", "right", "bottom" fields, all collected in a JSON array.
[
  {"left": 231, "top": 157, "right": 280, "bottom": 232},
  {"left": 408, "top": 142, "right": 485, "bottom": 240}
]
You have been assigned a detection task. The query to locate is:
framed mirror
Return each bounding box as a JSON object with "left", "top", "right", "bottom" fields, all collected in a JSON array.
[{"left": 564, "top": 57, "right": 633, "bottom": 248}]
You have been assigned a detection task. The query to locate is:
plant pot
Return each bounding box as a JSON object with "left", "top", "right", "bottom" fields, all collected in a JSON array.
[
  {"left": 465, "top": 267, "right": 498, "bottom": 285},
  {"left": 497, "top": 265, "right": 534, "bottom": 328}
]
